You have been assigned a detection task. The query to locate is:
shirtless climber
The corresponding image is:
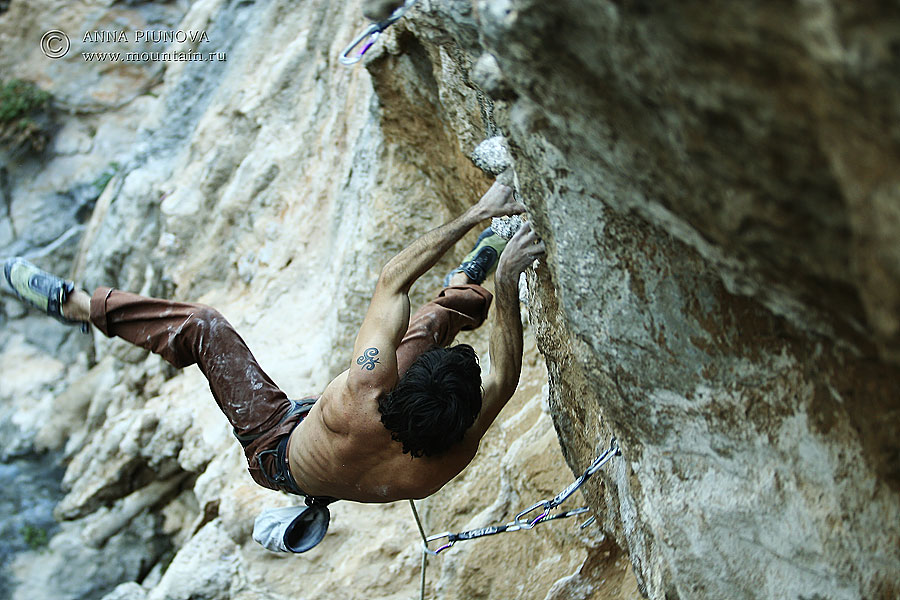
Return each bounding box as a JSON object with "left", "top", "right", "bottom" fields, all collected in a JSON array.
[{"left": 4, "top": 182, "right": 545, "bottom": 549}]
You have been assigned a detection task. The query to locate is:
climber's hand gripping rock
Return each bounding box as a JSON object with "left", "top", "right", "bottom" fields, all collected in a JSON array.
[
  {"left": 472, "top": 181, "right": 524, "bottom": 221},
  {"left": 496, "top": 221, "right": 545, "bottom": 282}
]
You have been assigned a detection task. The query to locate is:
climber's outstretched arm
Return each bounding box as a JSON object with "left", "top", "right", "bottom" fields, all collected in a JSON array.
[
  {"left": 474, "top": 222, "right": 545, "bottom": 436},
  {"left": 379, "top": 182, "right": 522, "bottom": 294}
]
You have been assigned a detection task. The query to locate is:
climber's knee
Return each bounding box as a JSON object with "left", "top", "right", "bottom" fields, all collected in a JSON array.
[
  {"left": 165, "top": 305, "right": 232, "bottom": 368},
  {"left": 191, "top": 305, "right": 223, "bottom": 327}
]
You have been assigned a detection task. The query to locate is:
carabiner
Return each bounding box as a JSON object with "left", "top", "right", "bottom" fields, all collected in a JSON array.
[
  {"left": 424, "top": 532, "right": 454, "bottom": 555},
  {"left": 339, "top": 24, "right": 382, "bottom": 65},
  {"left": 339, "top": 0, "right": 420, "bottom": 66},
  {"left": 514, "top": 500, "right": 551, "bottom": 527},
  {"left": 586, "top": 438, "right": 620, "bottom": 476}
]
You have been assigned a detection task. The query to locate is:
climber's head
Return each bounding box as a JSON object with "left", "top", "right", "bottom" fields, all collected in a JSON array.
[{"left": 377, "top": 344, "right": 482, "bottom": 457}]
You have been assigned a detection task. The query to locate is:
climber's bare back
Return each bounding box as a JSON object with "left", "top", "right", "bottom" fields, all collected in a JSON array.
[{"left": 286, "top": 369, "right": 478, "bottom": 503}]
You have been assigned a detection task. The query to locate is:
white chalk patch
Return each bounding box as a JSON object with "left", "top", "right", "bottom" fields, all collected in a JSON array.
[{"left": 491, "top": 215, "right": 524, "bottom": 240}]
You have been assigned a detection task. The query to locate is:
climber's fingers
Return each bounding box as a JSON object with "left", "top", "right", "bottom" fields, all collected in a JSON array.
[
  {"left": 509, "top": 220, "right": 540, "bottom": 248},
  {"left": 521, "top": 236, "right": 545, "bottom": 262},
  {"left": 528, "top": 240, "right": 546, "bottom": 258},
  {"left": 499, "top": 222, "right": 545, "bottom": 277},
  {"left": 500, "top": 200, "right": 527, "bottom": 216},
  {"left": 477, "top": 181, "right": 526, "bottom": 218}
]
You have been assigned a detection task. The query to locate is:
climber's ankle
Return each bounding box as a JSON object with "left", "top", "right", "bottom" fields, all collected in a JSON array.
[
  {"left": 448, "top": 271, "right": 471, "bottom": 286},
  {"left": 62, "top": 288, "right": 91, "bottom": 322}
]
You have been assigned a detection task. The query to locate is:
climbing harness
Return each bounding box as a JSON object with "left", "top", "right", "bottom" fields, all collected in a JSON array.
[
  {"left": 339, "top": 0, "right": 419, "bottom": 65},
  {"left": 409, "top": 437, "right": 621, "bottom": 599}
]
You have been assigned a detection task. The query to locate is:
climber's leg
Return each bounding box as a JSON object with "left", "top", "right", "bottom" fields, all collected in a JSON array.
[
  {"left": 3, "top": 257, "right": 296, "bottom": 457},
  {"left": 62, "top": 287, "right": 91, "bottom": 320},
  {"left": 443, "top": 227, "right": 509, "bottom": 286},
  {"left": 88, "top": 287, "right": 293, "bottom": 437},
  {"left": 394, "top": 225, "right": 512, "bottom": 374},
  {"left": 88, "top": 286, "right": 312, "bottom": 492},
  {"left": 447, "top": 271, "right": 470, "bottom": 286},
  {"left": 4, "top": 257, "right": 87, "bottom": 327}
]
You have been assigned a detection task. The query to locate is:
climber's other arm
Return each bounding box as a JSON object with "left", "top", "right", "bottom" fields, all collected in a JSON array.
[{"left": 474, "top": 222, "right": 545, "bottom": 435}]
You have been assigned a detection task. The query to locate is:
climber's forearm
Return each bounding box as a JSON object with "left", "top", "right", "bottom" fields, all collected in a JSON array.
[
  {"left": 473, "top": 220, "right": 543, "bottom": 435},
  {"left": 488, "top": 273, "right": 524, "bottom": 394},
  {"left": 379, "top": 205, "right": 485, "bottom": 293},
  {"left": 476, "top": 272, "right": 523, "bottom": 433}
]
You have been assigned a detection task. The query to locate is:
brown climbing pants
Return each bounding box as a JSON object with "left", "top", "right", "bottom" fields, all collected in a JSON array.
[{"left": 89, "top": 283, "right": 492, "bottom": 495}]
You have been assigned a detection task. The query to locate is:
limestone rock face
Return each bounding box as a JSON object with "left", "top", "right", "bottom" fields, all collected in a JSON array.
[{"left": 1, "top": 0, "right": 898, "bottom": 599}]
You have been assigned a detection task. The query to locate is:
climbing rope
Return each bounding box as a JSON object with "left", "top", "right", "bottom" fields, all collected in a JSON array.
[
  {"left": 408, "top": 499, "right": 429, "bottom": 600},
  {"left": 409, "top": 437, "right": 621, "bottom": 599},
  {"left": 339, "top": 0, "right": 419, "bottom": 65}
]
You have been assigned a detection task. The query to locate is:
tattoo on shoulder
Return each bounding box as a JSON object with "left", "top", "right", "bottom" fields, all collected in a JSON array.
[{"left": 356, "top": 347, "right": 381, "bottom": 371}]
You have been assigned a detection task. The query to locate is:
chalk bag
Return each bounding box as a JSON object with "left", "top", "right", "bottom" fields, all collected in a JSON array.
[{"left": 253, "top": 504, "right": 331, "bottom": 553}]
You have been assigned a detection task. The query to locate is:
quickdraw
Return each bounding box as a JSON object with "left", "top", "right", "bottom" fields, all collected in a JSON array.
[
  {"left": 409, "top": 437, "right": 622, "bottom": 599},
  {"left": 424, "top": 507, "right": 592, "bottom": 555},
  {"left": 417, "top": 437, "right": 621, "bottom": 555},
  {"left": 339, "top": 0, "right": 419, "bottom": 66}
]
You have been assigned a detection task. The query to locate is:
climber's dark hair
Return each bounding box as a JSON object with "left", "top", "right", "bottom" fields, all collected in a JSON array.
[{"left": 377, "top": 344, "right": 482, "bottom": 458}]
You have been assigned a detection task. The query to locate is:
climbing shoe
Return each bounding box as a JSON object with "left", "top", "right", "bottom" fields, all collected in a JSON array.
[
  {"left": 3, "top": 257, "right": 84, "bottom": 327},
  {"left": 444, "top": 227, "right": 508, "bottom": 286}
]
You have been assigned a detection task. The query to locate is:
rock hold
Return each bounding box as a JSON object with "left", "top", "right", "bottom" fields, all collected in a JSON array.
[
  {"left": 471, "top": 52, "right": 515, "bottom": 100},
  {"left": 471, "top": 135, "right": 513, "bottom": 175},
  {"left": 491, "top": 215, "right": 524, "bottom": 240}
]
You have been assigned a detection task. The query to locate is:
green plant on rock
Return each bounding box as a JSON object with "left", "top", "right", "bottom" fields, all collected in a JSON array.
[
  {"left": 0, "top": 79, "right": 54, "bottom": 152},
  {"left": 92, "top": 162, "right": 120, "bottom": 197},
  {"left": 20, "top": 524, "right": 49, "bottom": 550}
]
